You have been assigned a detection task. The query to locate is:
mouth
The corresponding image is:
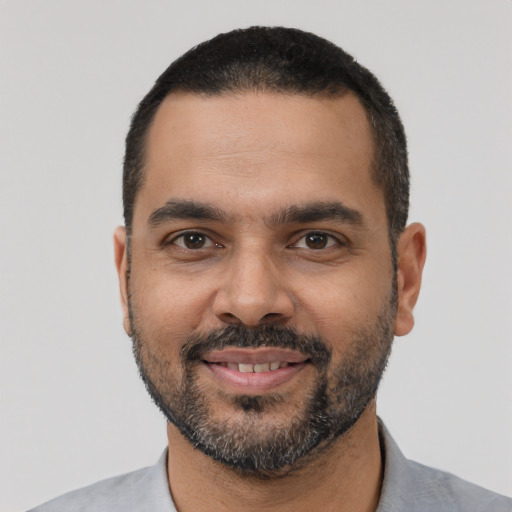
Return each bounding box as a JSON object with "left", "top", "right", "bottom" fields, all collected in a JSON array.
[
  {"left": 201, "top": 348, "right": 311, "bottom": 393},
  {"left": 207, "top": 361, "right": 296, "bottom": 372}
]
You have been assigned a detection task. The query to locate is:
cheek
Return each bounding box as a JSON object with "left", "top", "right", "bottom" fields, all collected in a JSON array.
[
  {"left": 129, "top": 264, "right": 214, "bottom": 344},
  {"left": 294, "top": 261, "right": 393, "bottom": 343}
]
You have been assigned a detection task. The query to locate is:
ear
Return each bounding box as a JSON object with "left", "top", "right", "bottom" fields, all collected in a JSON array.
[
  {"left": 394, "top": 222, "right": 427, "bottom": 336},
  {"left": 113, "top": 226, "right": 132, "bottom": 336}
]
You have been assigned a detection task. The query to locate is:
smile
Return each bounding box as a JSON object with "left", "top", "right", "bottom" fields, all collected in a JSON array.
[
  {"left": 207, "top": 361, "right": 291, "bottom": 372},
  {"left": 201, "top": 348, "right": 310, "bottom": 393}
]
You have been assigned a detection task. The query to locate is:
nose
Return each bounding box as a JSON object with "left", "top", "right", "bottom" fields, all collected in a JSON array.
[{"left": 212, "top": 249, "right": 294, "bottom": 327}]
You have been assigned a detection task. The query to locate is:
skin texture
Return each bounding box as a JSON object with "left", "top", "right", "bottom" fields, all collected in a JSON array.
[{"left": 114, "top": 91, "right": 426, "bottom": 512}]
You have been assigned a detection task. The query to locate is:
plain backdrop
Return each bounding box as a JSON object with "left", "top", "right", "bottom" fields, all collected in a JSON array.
[{"left": 1, "top": 1, "right": 511, "bottom": 510}]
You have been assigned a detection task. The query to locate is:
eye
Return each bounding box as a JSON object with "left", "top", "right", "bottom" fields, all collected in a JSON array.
[
  {"left": 292, "top": 232, "right": 340, "bottom": 250},
  {"left": 171, "top": 231, "right": 219, "bottom": 250}
]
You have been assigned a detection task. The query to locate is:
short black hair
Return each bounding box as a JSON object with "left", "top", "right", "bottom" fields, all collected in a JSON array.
[{"left": 123, "top": 26, "right": 409, "bottom": 242}]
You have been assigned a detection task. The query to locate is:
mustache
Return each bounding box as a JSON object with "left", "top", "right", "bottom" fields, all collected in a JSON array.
[{"left": 180, "top": 324, "right": 331, "bottom": 367}]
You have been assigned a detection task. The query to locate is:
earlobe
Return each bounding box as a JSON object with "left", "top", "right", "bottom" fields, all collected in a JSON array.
[
  {"left": 394, "top": 223, "right": 427, "bottom": 337},
  {"left": 113, "top": 226, "right": 131, "bottom": 336}
]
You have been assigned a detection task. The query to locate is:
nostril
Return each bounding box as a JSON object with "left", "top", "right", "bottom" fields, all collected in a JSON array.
[
  {"left": 212, "top": 285, "right": 294, "bottom": 327},
  {"left": 220, "top": 312, "right": 239, "bottom": 322},
  {"left": 261, "top": 312, "right": 286, "bottom": 323}
]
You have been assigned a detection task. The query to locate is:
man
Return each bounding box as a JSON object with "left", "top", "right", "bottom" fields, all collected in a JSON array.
[{"left": 30, "top": 27, "right": 511, "bottom": 512}]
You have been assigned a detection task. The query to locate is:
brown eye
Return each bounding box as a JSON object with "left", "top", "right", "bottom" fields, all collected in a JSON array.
[
  {"left": 173, "top": 232, "right": 214, "bottom": 250},
  {"left": 305, "top": 233, "right": 328, "bottom": 249},
  {"left": 292, "top": 232, "right": 339, "bottom": 250},
  {"left": 184, "top": 233, "right": 206, "bottom": 249}
]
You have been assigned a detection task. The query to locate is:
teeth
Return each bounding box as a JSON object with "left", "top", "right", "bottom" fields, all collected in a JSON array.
[
  {"left": 222, "top": 361, "right": 286, "bottom": 373},
  {"left": 254, "top": 363, "right": 270, "bottom": 373}
]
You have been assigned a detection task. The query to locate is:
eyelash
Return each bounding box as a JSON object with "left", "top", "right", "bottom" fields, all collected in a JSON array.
[
  {"left": 168, "top": 231, "right": 222, "bottom": 250},
  {"left": 167, "top": 230, "right": 343, "bottom": 251},
  {"left": 290, "top": 231, "right": 342, "bottom": 250}
]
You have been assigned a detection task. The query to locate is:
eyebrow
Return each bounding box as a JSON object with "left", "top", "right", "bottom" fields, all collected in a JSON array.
[
  {"left": 267, "top": 201, "right": 365, "bottom": 228},
  {"left": 148, "top": 199, "right": 365, "bottom": 229},
  {"left": 148, "top": 200, "right": 228, "bottom": 226}
]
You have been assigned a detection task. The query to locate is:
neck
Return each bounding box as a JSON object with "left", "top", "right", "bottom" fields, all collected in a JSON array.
[{"left": 166, "top": 403, "right": 383, "bottom": 512}]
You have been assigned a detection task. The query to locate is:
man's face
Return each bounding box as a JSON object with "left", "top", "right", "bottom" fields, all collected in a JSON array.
[{"left": 117, "top": 91, "right": 401, "bottom": 475}]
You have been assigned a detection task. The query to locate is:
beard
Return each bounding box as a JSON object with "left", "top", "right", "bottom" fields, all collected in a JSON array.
[{"left": 129, "top": 286, "right": 396, "bottom": 478}]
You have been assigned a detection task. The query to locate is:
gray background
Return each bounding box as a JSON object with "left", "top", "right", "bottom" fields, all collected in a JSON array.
[{"left": 1, "top": 1, "right": 511, "bottom": 510}]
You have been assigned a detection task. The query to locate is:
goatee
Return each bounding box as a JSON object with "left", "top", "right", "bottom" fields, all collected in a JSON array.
[{"left": 130, "top": 294, "right": 396, "bottom": 477}]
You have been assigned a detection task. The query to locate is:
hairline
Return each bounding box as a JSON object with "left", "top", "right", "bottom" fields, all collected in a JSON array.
[
  {"left": 129, "top": 87, "right": 391, "bottom": 232},
  {"left": 126, "top": 87, "right": 400, "bottom": 270}
]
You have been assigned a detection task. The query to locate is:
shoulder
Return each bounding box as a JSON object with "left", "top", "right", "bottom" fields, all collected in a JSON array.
[
  {"left": 404, "top": 459, "right": 512, "bottom": 512},
  {"left": 27, "top": 451, "right": 175, "bottom": 512},
  {"left": 378, "top": 421, "right": 512, "bottom": 512}
]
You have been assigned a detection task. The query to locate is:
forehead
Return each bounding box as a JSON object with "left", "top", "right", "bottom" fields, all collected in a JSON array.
[{"left": 135, "top": 91, "right": 384, "bottom": 226}]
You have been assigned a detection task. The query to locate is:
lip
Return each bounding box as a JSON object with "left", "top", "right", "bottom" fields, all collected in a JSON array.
[
  {"left": 201, "top": 348, "right": 310, "bottom": 394},
  {"left": 203, "top": 361, "right": 307, "bottom": 393},
  {"left": 203, "top": 348, "right": 309, "bottom": 365}
]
